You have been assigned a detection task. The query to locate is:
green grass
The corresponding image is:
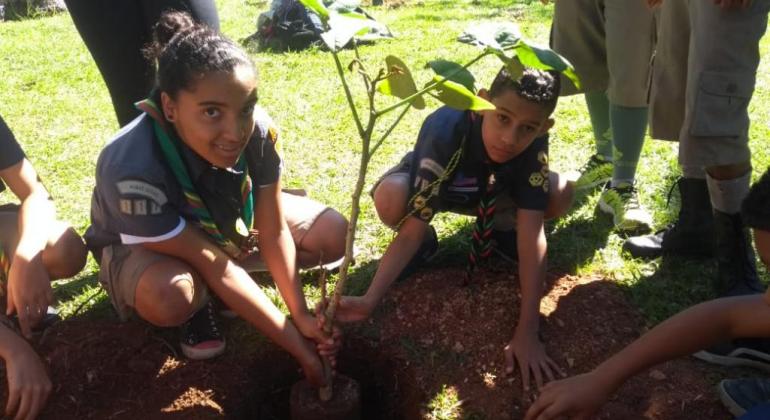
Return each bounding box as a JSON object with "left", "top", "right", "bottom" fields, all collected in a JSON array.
[{"left": 1, "top": 0, "right": 770, "bottom": 416}]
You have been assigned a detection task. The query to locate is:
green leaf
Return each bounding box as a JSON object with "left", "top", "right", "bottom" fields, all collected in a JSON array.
[
  {"left": 298, "top": 0, "right": 330, "bottom": 21},
  {"left": 512, "top": 40, "right": 582, "bottom": 89},
  {"left": 431, "top": 76, "right": 495, "bottom": 111},
  {"left": 377, "top": 56, "right": 425, "bottom": 110},
  {"left": 320, "top": 11, "right": 373, "bottom": 51},
  {"left": 457, "top": 22, "right": 521, "bottom": 52},
  {"left": 426, "top": 60, "right": 476, "bottom": 93},
  {"left": 490, "top": 50, "right": 524, "bottom": 81}
]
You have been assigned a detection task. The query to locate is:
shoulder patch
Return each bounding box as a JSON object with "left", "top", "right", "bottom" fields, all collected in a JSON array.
[
  {"left": 419, "top": 158, "right": 446, "bottom": 178},
  {"left": 116, "top": 180, "right": 168, "bottom": 206}
]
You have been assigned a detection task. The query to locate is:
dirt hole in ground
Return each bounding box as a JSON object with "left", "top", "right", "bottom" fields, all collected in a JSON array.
[{"left": 235, "top": 336, "right": 422, "bottom": 419}]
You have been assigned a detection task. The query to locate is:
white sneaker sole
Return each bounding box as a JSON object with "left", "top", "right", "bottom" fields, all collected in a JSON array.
[
  {"left": 694, "top": 348, "right": 770, "bottom": 373},
  {"left": 717, "top": 380, "right": 748, "bottom": 418}
]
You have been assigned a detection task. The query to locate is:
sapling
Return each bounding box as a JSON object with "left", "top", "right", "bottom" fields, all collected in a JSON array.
[{"left": 298, "top": 0, "right": 579, "bottom": 401}]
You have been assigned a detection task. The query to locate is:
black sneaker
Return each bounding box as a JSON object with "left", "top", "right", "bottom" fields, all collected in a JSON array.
[
  {"left": 397, "top": 225, "right": 438, "bottom": 281},
  {"left": 718, "top": 378, "right": 770, "bottom": 417},
  {"left": 180, "top": 301, "right": 226, "bottom": 360},
  {"left": 491, "top": 228, "right": 517, "bottom": 262},
  {"left": 693, "top": 338, "right": 770, "bottom": 373}
]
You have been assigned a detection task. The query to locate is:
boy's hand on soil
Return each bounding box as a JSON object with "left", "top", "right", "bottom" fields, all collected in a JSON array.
[
  {"left": 4, "top": 341, "right": 52, "bottom": 420},
  {"left": 6, "top": 258, "right": 53, "bottom": 338},
  {"left": 504, "top": 330, "right": 564, "bottom": 392},
  {"left": 334, "top": 296, "right": 373, "bottom": 323},
  {"left": 524, "top": 372, "right": 610, "bottom": 420}
]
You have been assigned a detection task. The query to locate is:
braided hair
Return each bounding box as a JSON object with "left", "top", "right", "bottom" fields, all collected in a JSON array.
[
  {"left": 488, "top": 67, "right": 560, "bottom": 116},
  {"left": 144, "top": 10, "right": 255, "bottom": 98}
]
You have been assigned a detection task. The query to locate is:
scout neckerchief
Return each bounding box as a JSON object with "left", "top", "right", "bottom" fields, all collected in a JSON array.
[
  {"left": 466, "top": 173, "right": 498, "bottom": 281},
  {"left": 136, "top": 98, "right": 256, "bottom": 260}
]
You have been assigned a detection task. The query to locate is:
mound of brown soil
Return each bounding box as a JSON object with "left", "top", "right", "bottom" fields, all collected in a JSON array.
[{"left": 14, "top": 268, "right": 730, "bottom": 419}]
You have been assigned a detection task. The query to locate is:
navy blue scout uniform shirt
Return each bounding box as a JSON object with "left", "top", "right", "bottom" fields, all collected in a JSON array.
[
  {"left": 85, "top": 106, "right": 282, "bottom": 257},
  {"left": 409, "top": 107, "right": 549, "bottom": 223},
  {"left": 0, "top": 115, "right": 25, "bottom": 195}
]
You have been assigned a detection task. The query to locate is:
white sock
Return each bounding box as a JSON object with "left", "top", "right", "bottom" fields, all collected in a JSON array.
[{"left": 706, "top": 171, "right": 751, "bottom": 214}]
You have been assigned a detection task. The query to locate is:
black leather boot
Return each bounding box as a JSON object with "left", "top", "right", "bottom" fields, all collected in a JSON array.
[
  {"left": 714, "top": 210, "right": 764, "bottom": 296},
  {"left": 623, "top": 178, "right": 715, "bottom": 258}
]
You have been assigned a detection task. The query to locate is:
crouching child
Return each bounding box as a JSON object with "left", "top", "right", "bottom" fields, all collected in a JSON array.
[
  {"left": 0, "top": 114, "right": 88, "bottom": 419},
  {"left": 84, "top": 11, "right": 348, "bottom": 387},
  {"left": 337, "top": 68, "right": 574, "bottom": 390}
]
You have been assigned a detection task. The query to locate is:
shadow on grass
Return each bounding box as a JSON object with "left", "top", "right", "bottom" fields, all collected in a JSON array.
[{"left": 620, "top": 255, "right": 719, "bottom": 325}]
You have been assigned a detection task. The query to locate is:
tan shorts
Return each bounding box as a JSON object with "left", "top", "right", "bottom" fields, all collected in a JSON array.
[
  {"left": 550, "top": 0, "right": 655, "bottom": 107},
  {"left": 98, "top": 192, "right": 329, "bottom": 320},
  {"left": 650, "top": 0, "right": 770, "bottom": 166}
]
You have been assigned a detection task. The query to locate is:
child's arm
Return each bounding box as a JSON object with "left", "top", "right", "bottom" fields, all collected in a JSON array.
[
  {"left": 525, "top": 294, "right": 770, "bottom": 420},
  {"left": 0, "top": 318, "right": 51, "bottom": 420},
  {"left": 504, "top": 208, "right": 562, "bottom": 391},
  {"left": 141, "top": 226, "right": 329, "bottom": 386},
  {"left": 336, "top": 217, "right": 428, "bottom": 322},
  {"left": 253, "top": 182, "right": 339, "bottom": 351},
  {"left": 1, "top": 158, "right": 56, "bottom": 338}
]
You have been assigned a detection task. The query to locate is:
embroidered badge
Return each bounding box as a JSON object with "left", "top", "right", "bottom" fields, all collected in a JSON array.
[
  {"left": 529, "top": 172, "right": 544, "bottom": 187},
  {"left": 116, "top": 180, "right": 168, "bottom": 206},
  {"left": 538, "top": 151, "right": 548, "bottom": 165},
  {"left": 133, "top": 200, "right": 148, "bottom": 215},
  {"left": 419, "top": 158, "right": 446, "bottom": 178},
  {"left": 414, "top": 195, "right": 427, "bottom": 209},
  {"left": 420, "top": 207, "right": 433, "bottom": 220},
  {"left": 542, "top": 179, "right": 550, "bottom": 193},
  {"left": 119, "top": 199, "right": 133, "bottom": 215}
]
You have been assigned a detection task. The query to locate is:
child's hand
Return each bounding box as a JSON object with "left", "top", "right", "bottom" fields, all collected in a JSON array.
[
  {"left": 334, "top": 296, "right": 373, "bottom": 323},
  {"left": 503, "top": 329, "right": 564, "bottom": 392},
  {"left": 297, "top": 341, "right": 329, "bottom": 388},
  {"left": 6, "top": 258, "right": 53, "bottom": 339},
  {"left": 524, "top": 372, "right": 612, "bottom": 420},
  {"left": 4, "top": 340, "right": 52, "bottom": 420},
  {"left": 293, "top": 303, "right": 343, "bottom": 366}
]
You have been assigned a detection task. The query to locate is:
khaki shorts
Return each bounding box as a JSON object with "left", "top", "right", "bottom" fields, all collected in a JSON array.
[
  {"left": 98, "top": 192, "right": 329, "bottom": 320},
  {"left": 550, "top": 0, "right": 655, "bottom": 107},
  {"left": 650, "top": 0, "right": 770, "bottom": 166}
]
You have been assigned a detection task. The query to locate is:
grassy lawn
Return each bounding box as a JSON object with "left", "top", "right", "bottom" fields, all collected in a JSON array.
[{"left": 1, "top": 0, "right": 769, "bottom": 414}]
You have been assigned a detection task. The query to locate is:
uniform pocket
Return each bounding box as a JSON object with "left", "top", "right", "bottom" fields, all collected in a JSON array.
[{"left": 690, "top": 71, "right": 753, "bottom": 138}]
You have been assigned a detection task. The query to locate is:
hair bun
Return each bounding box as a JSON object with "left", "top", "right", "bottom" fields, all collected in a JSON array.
[{"left": 144, "top": 10, "right": 196, "bottom": 61}]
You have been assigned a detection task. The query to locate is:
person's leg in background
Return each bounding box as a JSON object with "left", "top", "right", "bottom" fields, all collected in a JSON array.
[
  {"left": 64, "top": 0, "right": 219, "bottom": 127},
  {"left": 551, "top": 0, "right": 614, "bottom": 192},
  {"left": 681, "top": 0, "right": 770, "bottom": 296},
  {"left": 595, "top": 0, "right": 655, "bottom": 233},
  {"left": 623, "top": 0, "right": 717, "bottom": 258}
]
